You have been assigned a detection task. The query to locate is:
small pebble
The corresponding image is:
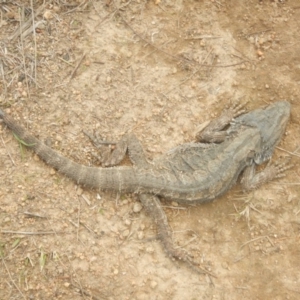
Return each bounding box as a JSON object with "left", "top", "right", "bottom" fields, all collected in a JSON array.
[
  {"left": 150, "top": 281, "right": 158, "bottom": 289},
  {"left": 123, "top": 229, "right": 130, "bottom": 237},
  {"left": 222, "top": 262, "right": 229, "bottom": 269},
  {"left": 146, "top": 246, "right": 154, "bottom": 254},
  {"left": 133, "top": 202, "right": 142, "bottom": 213},
  {"left": 124, "top": 219, "right": 131, "bottom": 226},
  {"left": 56, "top": 135, "right": 62, "bottom": 142},
  {"left": 137, "top": 231, "right": 144, "bottom": 240},
  {"left": 257, "top": 49, "right": 264, "bottom": 57},
  {"left": 43, "top": 10, "right": 53, "bottom": 20}
]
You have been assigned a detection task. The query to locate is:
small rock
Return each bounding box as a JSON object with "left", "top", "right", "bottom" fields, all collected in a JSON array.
[
  {"left": 137, "top": 231, "right": 144, "bottom": 240},
  {"left": 257, "top": 49, "right": 264, "bottom": 57},
  {"left": 43, "top": 10, "right": 53, "bottom": 20},
  {"left": 133, "top": 202, "right": 142, "bottom": 213},
  {"left": 53, "top": 6, "right": 60, "bottom": 12},
  {"left": 222, "top": 262, "right": 229, "bottom": 269},
  {"left": 123, "top": 229, "right": 130, "bottom": 237},
  {"left": 36, "top": 21, "right": 46, "bottom": 30},
  {"left": 56, "top": 135, "right": 63, "bottom": 142},
  {"left": 150, "top": 281, "right": 158, "bottom": 289},
  {"left": 124, "top": 219, "right": 131, "bottom": 226},
  {"left": 113, "top": 269, "right": 119, "bottom": 275},
  {"left": 64, "top": 282, "right": 70, "bottom": 287},
  {"left": 146, "top": 246, "right": 154, "bottom": 254}
]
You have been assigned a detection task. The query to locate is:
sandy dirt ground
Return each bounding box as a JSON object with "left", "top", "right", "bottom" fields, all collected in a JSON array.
[{"left": 0, "top": 0, "right": 300, "bottom": 299}]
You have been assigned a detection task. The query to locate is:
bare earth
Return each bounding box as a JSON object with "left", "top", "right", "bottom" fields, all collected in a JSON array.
[{"left": 0, "top": 1, "right": 300, "bottom": 299}]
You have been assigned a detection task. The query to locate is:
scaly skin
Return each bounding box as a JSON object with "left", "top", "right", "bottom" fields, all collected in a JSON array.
[
  {"left": 0, "top": 101, "right": 291, "bottom": 275},
  {"left": 0, "top": 101, "right": 291, "bottom": 202}
]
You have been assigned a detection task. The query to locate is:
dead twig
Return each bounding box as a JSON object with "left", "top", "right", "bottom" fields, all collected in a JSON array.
[
  {"left": 23, "top": 211, "right": 47, "bottom": 218},
  {"left": 1, "top": 230, "right": 61, "bottom": 235},
  {"left": 18, "top": 9, "right": 31, "bottom": 98},
  {"left": 31, "top": 0, "right": 38, "bottom": 86},
  {"left": 0, "top": 135, "right": 15, "bottom": 165},
  {"left": 9, "top": 4, "right": 45, "bottom": 41},
  {"left": 77, "top": 197, "right": 81, "bottom": 241},
  {"left": 2, "top": 257, "right": 26, "bottom": 299},
  {"left": 184, "top": 35, "right": 221, "bottom": 40},
  {"left": 69, "top": 52, "right": 86, "bottom": 80},
  {"left": 240, "top": 235, "right": 269, "bottom": 249},
  {"left": 276, "top": 146, "right": 300, "bottom": 159},
  {"left": 57, "top": 56, "right": 74, "bottom": 66}
]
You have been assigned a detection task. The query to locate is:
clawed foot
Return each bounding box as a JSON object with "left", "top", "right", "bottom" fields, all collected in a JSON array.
[
  {"left": 224, "top": 101, "right": 248, "bottom": 120},
  {"left": 267, "top": 160, "right": 293, "bottom": 179},
  {"left": 83, "top": 130, "right": 116, "bottom": 148},
  {"left": 83, "top": 130, "right": 118, "bottom": 166},
  {"left": 196, "top": 101, "right": 248, "bottom": 143},
  {"left": 164, "top": 242, "right": 217, "bottom": 277}
]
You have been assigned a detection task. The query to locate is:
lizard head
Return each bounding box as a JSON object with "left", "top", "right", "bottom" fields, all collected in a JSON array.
[{"left": 234, "top": 101, "right": 291, "bottom": 164}]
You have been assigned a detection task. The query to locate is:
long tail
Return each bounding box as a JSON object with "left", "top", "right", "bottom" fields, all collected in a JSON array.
[{"left": 0, "top": 110, "right": 132, "bottom": 190}]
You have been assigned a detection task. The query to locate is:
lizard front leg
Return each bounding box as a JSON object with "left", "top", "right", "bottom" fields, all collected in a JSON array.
[
  {"left": 196, "top": 102, "right": 247, "bottom": 143},
  {"left": 241, "top": 161, "right": 291, "bottom": 190}
]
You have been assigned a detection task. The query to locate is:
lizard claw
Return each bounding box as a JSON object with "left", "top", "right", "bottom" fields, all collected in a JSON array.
[
  {"left": 226, "top": 100, "right": 248, "bottom": 120},
  {"left": 272, "top": 161, "right": 293, "bottom": 178}
]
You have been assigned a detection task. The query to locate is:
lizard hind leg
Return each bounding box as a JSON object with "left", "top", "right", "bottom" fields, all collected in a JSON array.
[
  {"left": 85, "top": 131, "right": 206, "bottom": 273},
  {"left": 99, "top": 133, "right": 151, "bottom": 168},
  {"left": 84, "top": 131, "right": 150, "bottom": 167}
]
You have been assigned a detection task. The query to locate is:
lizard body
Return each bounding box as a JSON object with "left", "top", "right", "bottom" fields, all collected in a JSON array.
[
  {"left": 0, "top": 101, "right": 291, "bottom": 274},
  {"left": 0, "top": 101, "right": 290, "bottom": 202}
]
